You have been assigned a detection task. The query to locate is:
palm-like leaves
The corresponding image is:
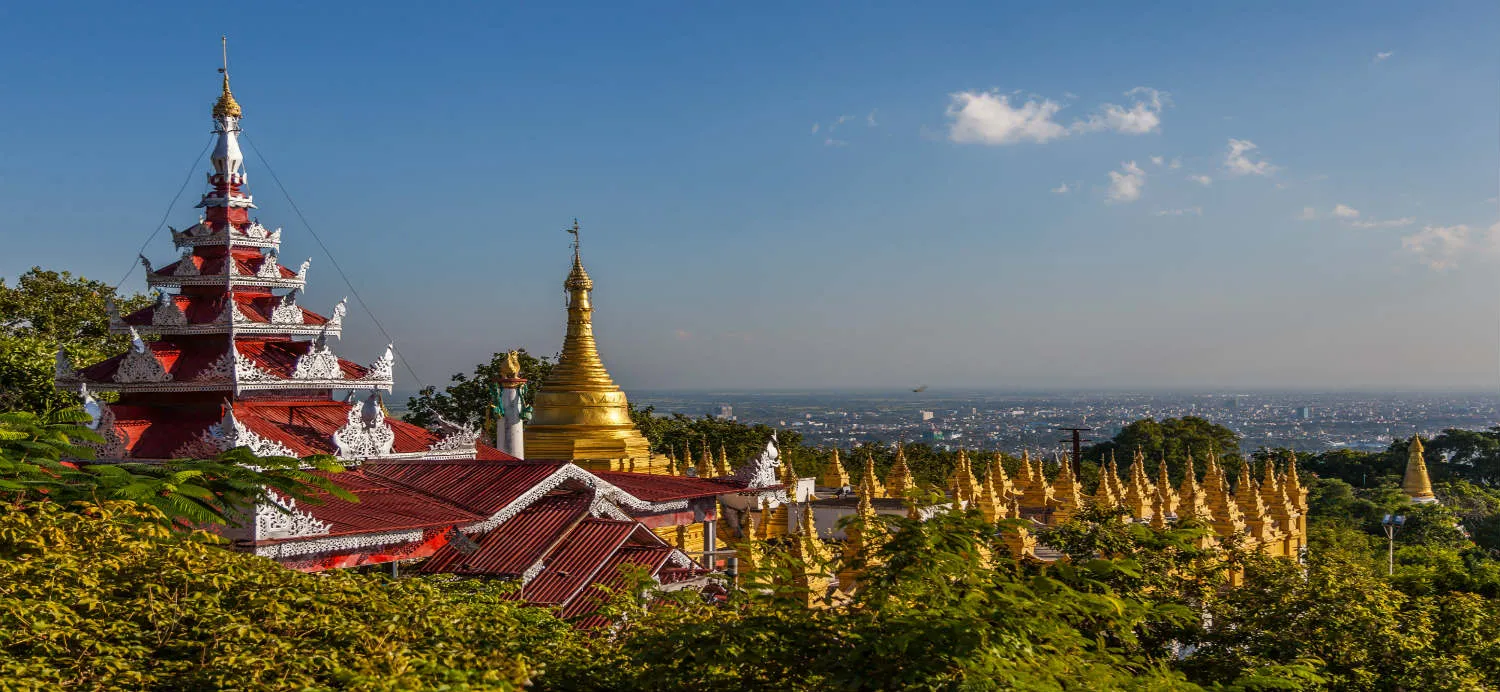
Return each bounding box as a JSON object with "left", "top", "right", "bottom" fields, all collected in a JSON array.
[{"left": 0, "top": 407, "right": 355, "bottom": 527}]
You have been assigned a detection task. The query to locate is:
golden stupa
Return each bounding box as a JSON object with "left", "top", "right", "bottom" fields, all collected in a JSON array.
[{"left": 525, "top": 240, "right": 661, "bottom": 473}]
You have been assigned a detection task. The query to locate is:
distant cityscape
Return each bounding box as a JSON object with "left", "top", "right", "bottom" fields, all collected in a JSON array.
[{"left": 629, "top": 391, "right": 1500, "bottom": 456}]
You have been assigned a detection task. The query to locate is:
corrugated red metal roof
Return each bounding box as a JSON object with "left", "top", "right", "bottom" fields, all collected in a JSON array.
[
  {"left": 520, "top": 519, "right": 637, "bottom": 606},
  {"left": 558, "top": 544, "right": 673, "bottom": 619},
  {"left": 593, "top": 471, "right": 742, "bottom": 501},
  {"left": 420, "top": 491, "right": 590, "bottom": 576},
  {"left": 367, "top": 460, "right": 564, "bottom": 516},
  {"left": 120, "top": 293, "right": 328, "bottom": 328},
  {"left": 289, "top": 469, "right": 482, "bottom": 537}
]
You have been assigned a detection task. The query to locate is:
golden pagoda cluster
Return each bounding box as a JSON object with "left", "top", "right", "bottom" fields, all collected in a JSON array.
[{"left": 721, "top": 444, "right": 1311, "bottom": 603}]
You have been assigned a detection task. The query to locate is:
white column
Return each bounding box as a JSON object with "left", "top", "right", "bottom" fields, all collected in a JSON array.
[{"left": 500, "top": 382, "right": 525, "bottom": 459}]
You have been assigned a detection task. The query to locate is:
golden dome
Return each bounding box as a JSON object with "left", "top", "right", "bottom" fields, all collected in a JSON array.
[{"left": 213, "top": 74, "right": 242, "bottom": 120}]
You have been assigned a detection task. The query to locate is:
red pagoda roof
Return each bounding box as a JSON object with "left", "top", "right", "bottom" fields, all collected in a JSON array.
[
  {"left": 518, "top": 519, "right": 644, "bottom": 606},
  {"left": 291, "top": 468, "right": 483, "bottom": 537},
  {"left": 118, "top": 293, "right": 328, "bottom": 329},
  {"left": 419, "top": 491, "right": 591, "bottom": 576},
  {"left": 593, "top": 470, "right": 745, "bottom": 501},
  {"left": 72, "top": 338, "right": 370, "bottom": 390},
  {"left": 366, "top": 459, "right": 562, "bottom": 516}
]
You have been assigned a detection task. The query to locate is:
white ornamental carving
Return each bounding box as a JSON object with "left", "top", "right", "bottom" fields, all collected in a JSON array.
[
  {"left": 174, "top": 406, "right": 297, "bottom": 459},
  {"left": 732, "top": 435, "right": 782, "bottom": 489},
  {"left": 295, "top": 259, "right": 310, "bottom": 281},
  {"left": 172, "top": 250, "right": 199, "bottom": 276},
  {"left": 150, "top": 293, "right": 188, "bottom": 327},
  {"left": 113, "top": 328, "right": 172, "bottom": 383},
  {"left": 244, "top": 223, "right": 269, "bottom": 239},
  {"left": 256, "top": 250, "right": 282, "bottom": 278},
  {"left": 362, "top": 344, "right": 395, "bottom": 384},
  {"left": 270, "top": 290, "right": 304, "bottom": 325},
  {"left": 80, "top": 399, "right": 129, "bottom": 460},
  {"left": 429, "top": 415, "right": 480, "bottom": 453},
  {"left": 255, "top": 495, "right": 331, "bottom": 540},
  {"left": 292, "top": 337, "right": 343, "bottom": 380},
  {"left": 331, "top": 395, "right": 395, "bottom": 460},
  {"left": 192, "top": 349, "right": 235, "bottom": 383},
  {"left": 325, "top": 298, "right": 348, "bottom": 331},
  {"left": 105, "top": 296, "right": 121, "bottom": 327},
  {"left": 232, "top": 345, "right": 282, "bottom": 383}
]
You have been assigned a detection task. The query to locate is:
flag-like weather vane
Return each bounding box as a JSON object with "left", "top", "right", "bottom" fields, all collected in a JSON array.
[{"left": 565, "top": 218, "right": 581, "bottom": 251}]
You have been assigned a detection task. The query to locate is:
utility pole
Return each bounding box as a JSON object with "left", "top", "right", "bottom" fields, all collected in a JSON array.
[
  {"left": 1381, "top": 514, "right": 1406, "bottom": 576},
  {"left": 1057, "top": 427, "right": 1093, "bottom": 476}
]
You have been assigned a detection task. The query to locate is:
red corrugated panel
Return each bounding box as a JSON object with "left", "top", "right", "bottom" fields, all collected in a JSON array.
[
  {"left": 76, "top": 339, "right": 225, "bottom": 384},
  {"left": 558, "top": 545, "right": 673, "bottom": 619},
  {"left": 283, "top": 469, "right": 482, "bottom": 537},
  {"left": 368, "top": 460, "right": 566, "bottom": 516},
  {"left": 235, "top": 341, "right": 370, "bottom": 379},
  {"left": 593, "top": 471, "right": 741, "bottom": 501},
  {"left": 520, "top": 519, "right": 636, "bottom": 606},
  {"left": 420, "top": 491, "right": 591, "bottom": 576}
]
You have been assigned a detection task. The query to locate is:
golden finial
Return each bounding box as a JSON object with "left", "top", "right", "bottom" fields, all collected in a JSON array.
[{"left": 213, "top": 35, "right": 242, "bottom": 120}]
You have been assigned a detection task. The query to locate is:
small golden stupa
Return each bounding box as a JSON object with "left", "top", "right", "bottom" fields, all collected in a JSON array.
[{"left": 524, "top": 232, "right": 659, "bottom": 472}]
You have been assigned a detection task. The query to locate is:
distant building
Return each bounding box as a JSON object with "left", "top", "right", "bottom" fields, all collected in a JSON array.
[
  {"left": 1296, "top": 406, "right": 1312, "bottom": 420},
  {"left": 714, "top": 404, "right": 735, "bottom": 421},
  {"left": 919, "top": 410, "right": 935, "bottom": 422}
]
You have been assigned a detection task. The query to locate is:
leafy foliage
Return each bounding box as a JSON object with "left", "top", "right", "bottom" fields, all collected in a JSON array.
[
  {"left": 0, "top": 267, "right": 151, "bottom": 414},
  {"left": 1085, "top": 416, "right": 1243, "bottom": 481},
  {"left": 0, "top": 501, "right": 573, "bottom": 690},
  {"left": 0, "top": 407, "right": 353, "bottom": 527}
]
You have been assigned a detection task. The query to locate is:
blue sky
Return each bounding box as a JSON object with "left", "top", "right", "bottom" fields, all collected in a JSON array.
[{"left": 1, "top": 2, "right": 1496, "bottom": 391}]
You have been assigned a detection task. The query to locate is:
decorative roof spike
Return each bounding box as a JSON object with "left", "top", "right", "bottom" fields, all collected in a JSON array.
[
  {"left": 717, "top": 443, "right": 732, "bottom": 477},
  {"left": 127, "top": 326, "right": 147, "bottom": 354},
  {"left": 884, "top": 442, "right": 914, "bottom": 498},
  {"left": 1283, "top": 453, "right": 1308, "bottom": 512},
  {"left": 1013, "top": 449, "right": 1034, "bottom": 494},
  {"left": 79, "top": 384, "right": 102, "bottom": 430},
  {"left": 820, "top": 447, "right": 851, "bottom": 489},
  {"left": 1177, "top": 453, "right": 1208, "bottom": 520},
  {"left": 1402, "top": 435, "right": 1438, "bottom": 503},
  {"left": 859, "top": 452, "right": 887, "bottom": 501},
  {"left": 1157, "top": 456, "right": 1179, "bottom": 515},
  {"left": 697, "top": 437, "right": 714, "bottom": 478}
]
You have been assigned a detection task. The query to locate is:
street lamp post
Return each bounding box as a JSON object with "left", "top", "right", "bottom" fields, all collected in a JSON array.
[{"left": 1381, "top": 514, "right": 1406, "bottom": 576}]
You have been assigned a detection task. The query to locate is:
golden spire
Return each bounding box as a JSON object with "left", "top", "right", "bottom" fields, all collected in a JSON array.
[
  {"left": 1123, "top": 453, "right": 1151, "bottom": 520},
  {"left": 212, "top": 37, "right": 242, "bottom": 120},
  {"left": 1156, "top": 456, "right": 1179, "bottom": 516},
  {"left": 820, "top": 448, "right": 851, "bottom": 488},
  {"left": 717, "top": 443, "right": 732, "bottom": 477},
  {"left": 859, "top": 452, "right": 887, "bottom": 500},
  {"left": 948, "top": 449, "right": 981, "bottom": 505},
  {"left": 1049, "top": 455, "right": 1081, "bottom": 523},
  {"left": 838, "top": 475, "right": 885, "bottom": 593},
  {"left": 1013, "top": 449, "right": 1034, "bottom": 495},
  {"left": 1282, "top": 453, "right": 1308, "bottom": 513},
  {"left": 1202, "top": 453, "right": 1245, "bottom": 539},
  {"left": 884, "top": 443, "right": 914, "bottom": 499},
  {"left": 1259, "top": 459, "right": 1287, "bottom": 509},
  {"left": 1149, "top": 486, "right": 1168, "bottom": 529},
  {"left": 1106, "top": 454, "right": 1126, "bottom": 501},
  {"left": 1021, "top": 451, "right": 1053, "bottom": 508},
  {"left": 1177, "top": 453, "right": 1208, "bottom": 520},
  {"left": 698, "top": 436, "right": 715, "bottom": 478},
  {"left": 1091, "top": 461, "right": 1120, "bottom": 510},
  {"left": 756, "top": 497, "right": 773, "bottom": 541},
  {"left": 1402, "top": 435, "right": 1438, "bottom": 503}
]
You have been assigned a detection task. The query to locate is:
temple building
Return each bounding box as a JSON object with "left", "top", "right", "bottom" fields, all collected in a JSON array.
[
  {"left": 52, "top": 61, "right": 761, "bottom": 620},
  {"left": 1403, "top": 435, "right": 1439, "bottom": 504}
]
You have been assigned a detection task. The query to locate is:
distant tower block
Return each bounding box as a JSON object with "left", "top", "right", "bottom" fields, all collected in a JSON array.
[{"left": 1403, "top": 435, "right": 1439, "bottom": 504}]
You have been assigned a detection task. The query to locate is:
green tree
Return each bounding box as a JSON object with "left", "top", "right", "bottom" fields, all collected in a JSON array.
[
  {"left": 0, "top": 267, "right": 151, "bottom": 414},
  {"left": 405, "top": 349, "right": 554, "bottom": 432},
  {"left": 1085, "top": 417, "right": 1242, "bottom": 482}
]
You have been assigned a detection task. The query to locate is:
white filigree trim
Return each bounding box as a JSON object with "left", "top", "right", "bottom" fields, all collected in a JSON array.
[
  {"left": 732, "top": 435, "right": 782, "bottom": 489},
  {"left": 466, "top": 464, "right": 692, "bottom": 535},
  {"left": 256, "top": 250, "right": 282, "bottom": 278},
  {"left": 292, "top": 338, "right": 343, "bottom": 380},
  {"left": 331, "top": 396, "right": 395, "bottom": 460},
  {"left": 172, "top": 250, "right": 199, "bottom": 276},
  {"left": 429, "top": 420, "right": 480, "bottom": 453},
  {"left": 295, "top": 258, "right": 310, "bottom": 281},
  {"left": 665, "top": 550, "right": 693, "bottom": 568},
  {"left": 150, "top": 294, "right": 188, "bottom": 327},
  {"left": 256, "top": 494, "right": 331, "bottom": 540},
  {"left": 326, "top": 298, "right": 347, "bottom": 331},
  {"left": 362, "top": 344, "right": 394, "bottom": 383},
  {"left": 589, "top": 496, "right": 632, "bottom": 521},
  {"left": 113, "top": 329, "right": 172, "bottom": 383},
  {"left": 234, "top": 345, "right": 283, "bottom": 383},
  {"left": 192, "top": 350, "right": 234, "bottom": 383},
  {"left": 172, "top": 406, "right": 298, "bottom": 459},
  {"left": 252, "top": 529, "right": 426, "bottom": 559},
  {"left": 270, "top": 290, "right": 304, "bottom": 325},
  {"left": 80, "top": 401, "right": 129, "bottom": 460}
]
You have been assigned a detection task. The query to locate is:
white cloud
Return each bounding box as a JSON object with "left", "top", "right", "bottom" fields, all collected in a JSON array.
[
  {"left": 1299, "top": 207, "right": 1318, "bottom": 220},
  {"left": 824, "top": 138, "right": 848, "bottom": 147},
  {"left": 1189, "top": 174, "right": 1212, "bottom": 186},
  {"left": 1077, "top": 87, "right": 1168, "bottom": 135},
  {"left": 1348, "top": 216, "right": 1416, "bottom": 229},
  {"left": 1374, "top": 51, "right": 1394, "bottom": 63},
  {"left": 1154, "top": 207, "right": 1202, "bottom": 216},
  {"left": 1333, "top": 204, "right": 1360, "bottom": 219},
  {"left": 946, "top": 91, "right": 1070, "bottom": 144},
  {"left": 1401, "top": 222, "right": 1500, "bottom": 270},
  {"left": 1224, "top": 138, "right": 1276, "bottom": 176},
  {"left": 1107, "top": 161, "right": 1146, "bottom": 203},
  {"left": 867, "top": 109, "right": 878, "bottom": 127},
  {"left": 811, "top": 123, "right": 820, "bottom": 134},
  {"left": 946, "top": 86, "right": 1168, "bottom": 145},
  {"left": 1150, "top": 156, "right": 1165, "bottom": 166},
  {"left": 1052, "top": 183, "right": 1071, "bottom": 194},
  {"left": 1169, "top": 158, "right": 1182, "bottom": 169}
]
